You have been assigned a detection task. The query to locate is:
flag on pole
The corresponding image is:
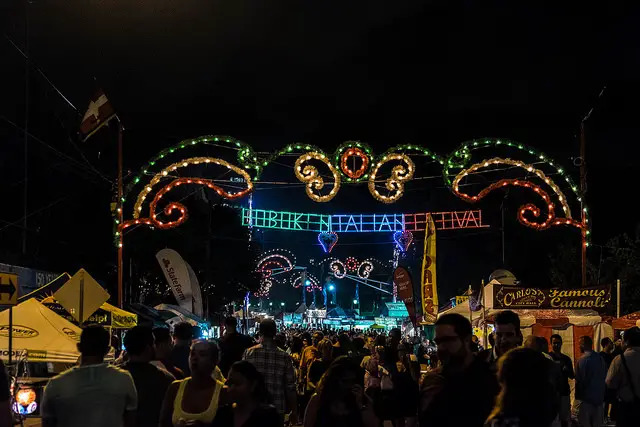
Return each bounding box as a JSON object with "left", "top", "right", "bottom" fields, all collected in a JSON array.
[
  {"left": 79, "top": 89, "right": 116, "bottom": 141},
  {"left": 420, "top": 214, "right": 438, "bottom": 323}
]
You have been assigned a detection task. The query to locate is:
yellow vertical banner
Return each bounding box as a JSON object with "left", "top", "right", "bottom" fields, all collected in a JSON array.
[{"left": 421, "top": 214, "right": 438, "bottom": 323}]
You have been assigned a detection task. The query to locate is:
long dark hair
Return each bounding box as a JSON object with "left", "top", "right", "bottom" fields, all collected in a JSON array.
[
  {"left": 315, "top": 356, "right": 364, "bottom": 427},
  {"left": 488, "top": 347, "right": 558, "bottom": 427},
  {"left": 229, "top": 360, "right": 271, "bottom": 404}
]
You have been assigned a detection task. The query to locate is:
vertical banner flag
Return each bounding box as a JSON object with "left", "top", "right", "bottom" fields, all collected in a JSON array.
[
  {"left": 421, "top": 214, "right": 438, "bottom": 323},
  {"left": 394, "top": 266, "right": 417, "bottom": 327},
  {"left": 186, "top": 263, "right": 204, "bottom": 317},
  {"left": 156, "top": 249, "right": 194, "bottom": 312}
]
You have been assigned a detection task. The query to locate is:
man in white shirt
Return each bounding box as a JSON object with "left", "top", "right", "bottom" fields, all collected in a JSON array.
[
  {"left": 42, "top": 324, "right": 137, "bottom": 427},
  {"left": 606, "top": 326, "right": 640, "bottom": 427}
]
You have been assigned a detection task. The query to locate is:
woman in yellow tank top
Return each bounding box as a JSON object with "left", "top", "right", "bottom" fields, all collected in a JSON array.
[{"left": 160, "top": 340, "right": 226, "bottom": 427}]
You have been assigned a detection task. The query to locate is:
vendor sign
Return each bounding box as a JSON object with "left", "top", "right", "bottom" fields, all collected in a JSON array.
[{"left": 493, "top": 285, "right": 611, "bottom": 310}]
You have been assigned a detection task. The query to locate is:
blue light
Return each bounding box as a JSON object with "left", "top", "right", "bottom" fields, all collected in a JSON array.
[
  {"left": 305, "top": 280, "right": 311, "bottom": 286},
  {"left": 328, "top": 284, "right": 335, "bottom": 291}
]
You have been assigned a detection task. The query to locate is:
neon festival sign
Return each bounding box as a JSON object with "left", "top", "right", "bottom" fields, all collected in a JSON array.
[{"left": 241, "top": 208, "right": 488, "bottom": 233}]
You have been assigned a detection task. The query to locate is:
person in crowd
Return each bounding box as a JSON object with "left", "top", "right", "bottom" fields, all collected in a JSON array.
[
  {"left": 243, "top": 319, "right": 298, "bottom": 424},
  {"left": 171, "top": 322, "right": 194, "bottom": 377},
  {"left": 483, "top": 310, "right": 523, "bottom": 369},
  {"left": 42, "top": 324, "right": 137, "bottom": 427},
  {"left": 600, "top": 337, "right": 615, "bottom": 368},
  {"left": 153, "top": 327, "right": 185, "bottom": 379},
  {"left": 598, "top": 337, "right": 615, "bottom": 422},
  {"left": 306, "top": 338, "right": 334, "bottom": 401},
  {"left": 300, "top": 331, "right": 324, "bottom": 387},
  {"left": 391, "top": 343, "right": 420, "bottom": 427},
  {"left": 0, "top": 360, "right": 12, "bottom": 427},
  {"left": 220, "top": 316, "right": 253, "bottom": 376},
  {"left": 575, "top": 335, "right": 607, "bottom": 427},
  {"left": 485, "top": 347, "right": 559, "bottom": 427},
  {"left": 549, "top": 334, "right": 575, "bottom": 427},
  {"left": 419, "top": 313, "right": 499, "bottom": 427},
  {"left": 350, "top": 336, "right": 369, "bottom": 366},
  {"left": 606, "top": 326, "right": 640, "bottom": 427},
  {"left": 361, "top": 343, "right": 385, "bottom": 393},
  {"left": 122, "top": 326, "right": 175, "bottom": 427},
  {"left": 160, "top": 340, "right": 225, "bottom": 427},
  {"left": 212, "top": 360, "right": 281, "bottom": 427},
  {"left": 304, "top": 356, "right": 379, "bottom": 427},
  {"left": 289, "top": 335, "right": 304, "bottom": 366}
]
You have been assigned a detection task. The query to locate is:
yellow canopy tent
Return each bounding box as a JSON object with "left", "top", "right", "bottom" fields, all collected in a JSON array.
[{"left": 41, "top": 297, "right": 137, "bottom": 329}]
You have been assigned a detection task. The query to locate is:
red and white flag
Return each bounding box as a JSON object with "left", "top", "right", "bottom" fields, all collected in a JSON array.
[{"left": 79, "top": 89, "right": 116, "bottom": 141}]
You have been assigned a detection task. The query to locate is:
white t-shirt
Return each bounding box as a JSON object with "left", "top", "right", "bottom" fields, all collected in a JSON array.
[{"left": 42, "top": 363, "right": 137, "bottom": 427}]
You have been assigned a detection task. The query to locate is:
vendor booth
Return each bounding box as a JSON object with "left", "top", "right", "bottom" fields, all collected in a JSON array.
[
  {"left": 440, "top": 281, "right": 614, "bottom": 364},
  {"left": 0, "top": 299, "right": 82, "bottom": 364},
  {"left": 41, "top": 296, "right": 138, "bottom": 329}
]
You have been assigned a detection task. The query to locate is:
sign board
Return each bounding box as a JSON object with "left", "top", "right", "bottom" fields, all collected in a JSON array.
[
  {"left": 0, "top": 274, "right": 18, "bottom": 306},
  {"left": 454, "top": 296, "right": 470, "bottom": 306},
  {"left": 54, "top": 269, "right": 110, "bottom": 323},
  {"left": 493, "top": 285, "right": 612, "bottom": 310},
  {"left": 0, "top": 263, "right": 59, "bottom": 296}
]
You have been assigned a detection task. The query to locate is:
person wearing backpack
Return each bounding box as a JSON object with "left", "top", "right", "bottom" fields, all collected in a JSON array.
[{"left": 606, "top": 326, "right": 640, "bottom": 427}]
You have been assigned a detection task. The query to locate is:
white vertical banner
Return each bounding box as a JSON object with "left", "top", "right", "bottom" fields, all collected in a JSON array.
[
  {"left": 156, "top": 249, "right": 193, "bottom": 312},
  {"left": 186, "top": 263, "right": 204, "bottom": 317}
]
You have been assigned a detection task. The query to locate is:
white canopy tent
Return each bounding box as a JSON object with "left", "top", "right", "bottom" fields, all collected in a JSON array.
[{"left": 0, "top": 299, "right": 82, "bottom": 364}]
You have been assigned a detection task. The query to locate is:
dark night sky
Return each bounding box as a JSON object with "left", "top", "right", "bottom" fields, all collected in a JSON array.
[{"left": 1, "top": 1, "right": 640, "bottom": 308}]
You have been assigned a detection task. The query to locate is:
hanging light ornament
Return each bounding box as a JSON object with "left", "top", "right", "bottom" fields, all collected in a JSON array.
[
  {"left": 340, "top": 147, "right": 370, "bottom": 180},
  {"left": 393, "top": 230, "right": 414, "bottom": 252},
  {"left": 294, "top": 152, "right": 341, "bottom": 202},
  {"left": 345, "top": 256, "right": 359, "bottom": 272},
  {"left": 317, "top": 231, "right": 339, "bottom": 253},
  {"left": 368, "top": 153, "right": 415, "bottom": 203}
]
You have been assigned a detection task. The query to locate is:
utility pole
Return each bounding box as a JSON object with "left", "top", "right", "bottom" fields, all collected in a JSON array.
[
  {"left": 580, "top": 122, "right": 587, "bottom": 288},
  {"left": 22, "top": 1, "right": 30, "bottom": 256}
]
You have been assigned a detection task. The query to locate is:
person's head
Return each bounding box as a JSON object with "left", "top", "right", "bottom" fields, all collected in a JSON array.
[
  {"left": 579, "top": 336, "right": 593, "bottom": 354},
  {"left": 489, "top": 347, "right": 557, "bottom": 427},
  {"left": 291, "top": 335, "right": 304, "bottom": 354},
  {"left": 189, "top": 340, "right": 219, "bottom": 377},
  {"left": 227, "top": 360, "right": 270, "bottom": 405},
  {"left": 259, "top": 319, "right": 277, "bottom": 340},
  {"left": 318, "top": 338, "right": 334, "bottom": 361},
  {"left": 153, "top": 327, "right": 173, "bottom": 358},
  {"left": 536, "top": 336, "right": 549, "bottom": 353},
  {"left": 389, "top": 328, "right": 401, "bottom": 343},
  {"left": 623, "top": 326, "right": 640, "bottom": 350},
  {"left": 374, "top": 334, "right": 387, "bottom": 347},
  {"left": 316, "top": 356, "right": 364, "bottom": 407},
  {"left": 173, "top": 322, "right": 193, "bottom": 345},
  {"left": 397, "top": 343, "right": 409, "bottom": 361},
  {"left": 352, "top": 337, "right": 365, "bottom": 352},
  {"left": 78, "top": 324, "right": 111, "bottom": 361},
  {"left": 600, "top": 337, "right": 613, "bottom": 353},
  {"left": 311, "top": 331, "right": 324, "bottom": 346},
  {"left": 275, "top": 332, "right": 287, "bottom": 349},
  {"left": 495, "top": 310, "right": 522, "bottom": 357},
  {"left": 302, "top": 332, "right": 312, "bottom": 347},
  {"left": 488, "top": 332, "right": 495, "bottom": 348},
  {"left": 225, "top": 316, "right": 238, "bottom": 333},
  {"left": 124, "top": 326, "right": 155, "bottom": 362},
  {"left": 550, "top": 334, "right": 563, "bottom": 354},
  {"left": 434, "top": 314, "right": 473, "bottom": 369}
]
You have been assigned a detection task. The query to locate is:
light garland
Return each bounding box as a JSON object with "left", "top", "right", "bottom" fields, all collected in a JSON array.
[
  {"left": 443, "top": 138, "right": 589, "bottom": 242},
  {"left": 393, "top": 230, "right": 413, "bottom": 252},
  {"left": 325, "top": 258, "right": 347, "bottom": 278},
  {"left": 357, "top": 260, "right": 374, "bottom": 279},
  {"left": 254, "top": 249, "right": 297, "bottom": 297},
  {"left": 340, "top": 147, "right": 370, "bottom": 180},
  {"left": 294, "top": 152, "right": 341, "bottom": 202},
  {"left": 368, "top": 153, "right": 415, "bottom": 204},
  {"left": 317, "top": 231, "right": 338, "bottom": 253},
  {"left": 291, "top": 272, "right": 322, "bottom": 291},
  {"left": 345, "top": 256, "right": 359, "bottom": 272},
  {"left": 452, "top": 157, "right": 573, "bottom": 218},
  {"left": 452, "top": 157, "right": 584, "bottom": 231},
  {"left": 133, "top": 157, "right": 253, "bottom": 218}
]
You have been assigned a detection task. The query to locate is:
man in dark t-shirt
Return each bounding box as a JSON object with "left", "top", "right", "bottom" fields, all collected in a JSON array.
[
  {"left": 550, "top": 334, "right": 575, "bottom": 427},
  {"left": 219, "top": 317, "right": 253, "bottom": 376},
  {"left": 170, "top": 322, "right": 193, "bottom": 377},
  {"left": 420, "top": 314, "right": 499, "bottom": 427},
  {"left": 123, "top": 326, "right": 174, "bottom": 427}
]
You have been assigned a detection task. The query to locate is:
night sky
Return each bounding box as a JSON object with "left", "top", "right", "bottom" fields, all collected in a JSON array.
[{"left": 2, "top": 1, "right": 640, "bottom": 309}]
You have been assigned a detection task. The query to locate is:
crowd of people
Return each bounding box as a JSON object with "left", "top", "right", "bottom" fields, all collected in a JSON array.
[{"left": 2, "top": 310, "right": 633, "bottom": 427}]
